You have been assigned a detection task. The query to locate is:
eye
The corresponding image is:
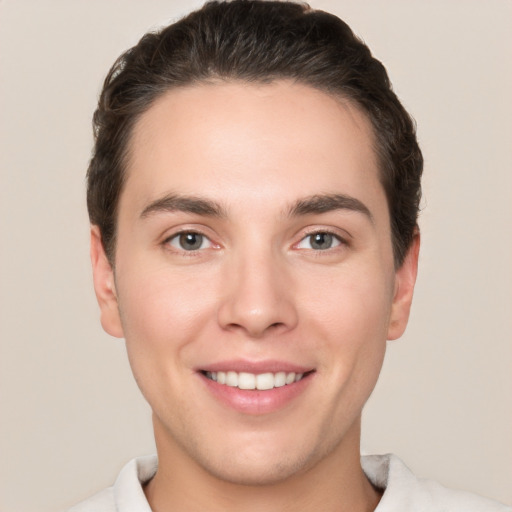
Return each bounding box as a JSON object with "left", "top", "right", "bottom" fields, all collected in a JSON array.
[
  {"left": 167, "top": 232, "right": 212, "bottom": 251},
  {"left": 296, "top": 232, "right": 342, "bottom": 251}
]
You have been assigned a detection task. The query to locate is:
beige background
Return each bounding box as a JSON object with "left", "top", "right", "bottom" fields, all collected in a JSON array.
[{"left": 1, "top": 1, "right": 511, "bottom": 510}]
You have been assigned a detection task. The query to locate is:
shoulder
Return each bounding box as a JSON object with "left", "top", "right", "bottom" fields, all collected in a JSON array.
[
  {"left": 419, "top": 478, "right": 511, "bottom": 512},
  {"left": 362, "top": 454, "right": 511, "bottom": 512},
  {"left": 67, "top": 487, "right": 115, "bottom": 512},
  {"left": 66, "top": 455, "right": 157, "bottom": 512}
]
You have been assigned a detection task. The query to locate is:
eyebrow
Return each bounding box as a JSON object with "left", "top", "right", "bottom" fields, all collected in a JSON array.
[
  {"left": 287, "top": 193, "right": 373, "bottom": 222},
  {"left": 140, "top": 194, "right": 227, "bottom": 219},
  {"left": 140, "top": 192, "right": 373, "bottom": 222}
]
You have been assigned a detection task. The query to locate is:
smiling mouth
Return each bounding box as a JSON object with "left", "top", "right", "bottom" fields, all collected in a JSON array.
[{"left": 202, "top": 370, "right": 311, "bottom": 390}]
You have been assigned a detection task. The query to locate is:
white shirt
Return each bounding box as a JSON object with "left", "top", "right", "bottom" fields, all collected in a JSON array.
[{"left": 68, "top": 454, "right": 511, "bottom": 511}]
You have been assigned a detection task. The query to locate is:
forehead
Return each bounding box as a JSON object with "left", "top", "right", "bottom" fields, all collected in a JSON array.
[{"left": 121, "top": 80, "right": 385, "bottom": 221}]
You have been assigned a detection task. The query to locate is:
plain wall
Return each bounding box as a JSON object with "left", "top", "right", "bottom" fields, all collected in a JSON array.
[{"left": 0, "top": 1, "right": 510, "bottom": 510}]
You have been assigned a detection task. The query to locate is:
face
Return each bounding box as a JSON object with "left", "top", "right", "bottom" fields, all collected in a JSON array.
[{"left": 91, "top": 81, "right": 418, "bottom": 485}]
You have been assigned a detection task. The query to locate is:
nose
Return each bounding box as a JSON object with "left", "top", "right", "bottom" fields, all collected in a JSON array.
[{"left": 217, "top": 248, "right": 298, "bottom": 338}]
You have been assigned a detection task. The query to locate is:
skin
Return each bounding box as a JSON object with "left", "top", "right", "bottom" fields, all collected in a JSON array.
[{"left": 91, "top": 80, "right": 419, "bottom": 511}]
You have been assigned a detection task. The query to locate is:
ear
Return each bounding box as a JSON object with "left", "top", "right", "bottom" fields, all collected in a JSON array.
[
  {"left": 387, "top": 229, "right": 420, "bottom": 340},
  {"left": 90, "top": 226, "right": 124, "bottom": 338}
]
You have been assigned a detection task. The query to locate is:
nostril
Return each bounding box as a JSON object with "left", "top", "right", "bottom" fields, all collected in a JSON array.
[{"left": 216, "top": 286, "right": 299, "bottom": 337}]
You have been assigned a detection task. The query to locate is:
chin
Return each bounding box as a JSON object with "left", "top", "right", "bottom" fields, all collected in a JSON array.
[
  {"left": 201, "top": 451, "right": 313, "bottom": 486},
  {"left": 194, "top": 426, "right": 342, "bottom": 487}
]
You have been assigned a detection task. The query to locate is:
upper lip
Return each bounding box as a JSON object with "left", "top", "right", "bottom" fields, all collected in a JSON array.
[{"left": 197, "top": 359, "right": 314, "bottom": 374}]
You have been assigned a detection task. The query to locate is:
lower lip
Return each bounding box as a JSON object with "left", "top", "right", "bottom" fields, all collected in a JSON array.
[{"left": 199, "top": 372, "right": 313, "bottom": 415}]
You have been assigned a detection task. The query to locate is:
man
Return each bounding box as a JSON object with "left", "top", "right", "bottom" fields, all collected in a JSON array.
[{"left": 71, "top": 1, "right": 510, "bottom": 510}]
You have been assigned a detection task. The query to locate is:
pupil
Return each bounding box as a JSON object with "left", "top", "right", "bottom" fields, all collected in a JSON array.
[
  {"left": 180, "top": 233, "right": 202, "bottom": 250},
  {"left": 311, "top": 233, "right": 332, "bottom": 250}
]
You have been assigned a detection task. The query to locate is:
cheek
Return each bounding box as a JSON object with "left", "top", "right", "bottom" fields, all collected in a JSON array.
[
  {"left": 303, "top": 263, "right": 394, "bottom": 394},
  {"left": 307, "top": 265, "right": 394, "bottom": 341},
  {"left": 115, "top": 263, "right": 221, "bottom": 408},
  {"left": 116, "top": 263, "right": 218, "bottom": 354}
]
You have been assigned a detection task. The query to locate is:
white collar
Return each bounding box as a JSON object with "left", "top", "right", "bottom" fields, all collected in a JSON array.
[{"left": 109, "top": 453, "right": 507, "bottom": 511}]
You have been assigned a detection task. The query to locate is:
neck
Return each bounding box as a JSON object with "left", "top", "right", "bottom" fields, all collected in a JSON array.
[{"left": 144, "top": 416, "right": 382, "bottom": 512}]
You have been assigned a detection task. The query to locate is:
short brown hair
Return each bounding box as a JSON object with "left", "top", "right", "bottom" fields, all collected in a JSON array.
[{"left": 87, "top": 0, "right": 423, "bottom": 267}]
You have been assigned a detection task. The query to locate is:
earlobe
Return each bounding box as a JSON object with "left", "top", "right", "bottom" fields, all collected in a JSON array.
[
  {"left": 90, "top": 226, "right": 124, "bottom": 338},
  {"left": 387, "top": 230, "right": 420, "bottom": 341}
]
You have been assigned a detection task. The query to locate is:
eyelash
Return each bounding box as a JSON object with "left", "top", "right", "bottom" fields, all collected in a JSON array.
[
  {"left": 163, "top": 230, "right": 214, "bottom": 254},
  {"left": 162, "top": 228, "right": 349, "bottom": 255},
  {"left": 295, "top": 229, "right": 349, "bottom": 252}
]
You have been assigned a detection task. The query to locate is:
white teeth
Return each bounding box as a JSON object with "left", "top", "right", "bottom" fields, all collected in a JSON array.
[
  {"left": 205, "top": 370, "right": 306, "bottom": 390},
  {"left": 274, "top": 372, "right": 286, "bottom": 388},
  {"left": 256, "top": 373, "right": 274, "bottom": 390},
  {"left": 238, "top": 372, "right": 256, "bottom": 390},
  {"left": 226, "top": 371, "right": 238, "bottom": 387}
]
